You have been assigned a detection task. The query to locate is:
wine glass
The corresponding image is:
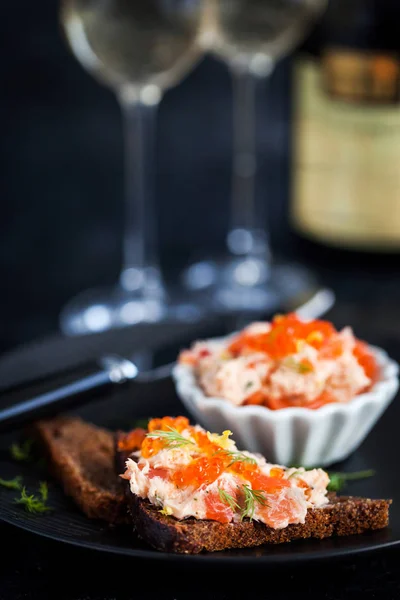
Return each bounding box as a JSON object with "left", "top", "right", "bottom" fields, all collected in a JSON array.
[
  {"left": 183, "top": 0, "right": 328, "bottom": 317},
  {"left": 59, "top": 0, "right": 206, "bottom": 337}
]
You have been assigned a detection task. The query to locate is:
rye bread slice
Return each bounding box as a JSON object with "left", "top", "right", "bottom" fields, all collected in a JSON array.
[
  {"left": 126, "top": 493, "right": 391, "bottom": 554},
  {"left": 33, "top": 416, "right": 129, "bottom": 524},
  {"left": 116, "top": 439, "right": 391, "bottom": 555}
]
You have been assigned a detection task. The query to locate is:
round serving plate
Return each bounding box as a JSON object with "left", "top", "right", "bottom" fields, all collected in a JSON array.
[
  {"left": 0, "top": 323, "right": 399, "bottom": 566},
  {"left": 0, "top": 372, "right": 399, "bottom": 566}
]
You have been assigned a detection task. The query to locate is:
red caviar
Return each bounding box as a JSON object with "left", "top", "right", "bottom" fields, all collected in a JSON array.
[
  {"left": 229, "top": 461, "right": 290, "bottom": 493},
  {"left": 223, "top": 313, "right": 379, "bottom": 409},
  {"left": 147, "top": 416, "right": 190, "bottom": 434},
  {"left": 228, "top": 313, "right": 337, "bottom": 360},
  {"left": 117, "top": 428, "right": 147, "bottom": 452},
  {"left": 243, "top": 390, "right": 265, "bottom": 406},
  {"left": 353, "top": 340, "right": 380, "bottom": 382},
  {"left": 172, "top": 455, "right": 228, "bottom": 488},
  {"left": 122, "top": 416, "right": 319, "bottom": 525},
  {"left": 141, "top": 416, "right": 191, "bottom": 458},
  {"left": 138, "top": 417, "right": 295, "bottom": 495}
]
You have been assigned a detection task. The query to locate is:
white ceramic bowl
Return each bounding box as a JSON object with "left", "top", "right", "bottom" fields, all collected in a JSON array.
[{"left": 172, "top": 344, "right": 399, "bottom": 468}]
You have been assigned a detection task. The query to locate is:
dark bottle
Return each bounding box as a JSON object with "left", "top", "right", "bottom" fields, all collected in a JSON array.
[{"left": 290, "top": 0, "right": 400, "bottom": 257}]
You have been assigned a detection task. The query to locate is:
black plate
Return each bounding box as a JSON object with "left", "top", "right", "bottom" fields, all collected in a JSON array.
[{"left": 1, "top": 370, "right": 399, "bottom": 566}]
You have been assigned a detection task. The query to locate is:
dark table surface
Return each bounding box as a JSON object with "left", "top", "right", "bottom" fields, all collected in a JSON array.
[{"left": 1, "top": 275, "right": 400, "bottom": 600}]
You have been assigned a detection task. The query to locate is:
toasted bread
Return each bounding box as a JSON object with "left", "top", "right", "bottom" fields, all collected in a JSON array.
[
  {"left": 32, "top": 416, "right": 391, "bottom": 554},
  {"left": 116, "top": 436, "right": 391, "bottom": 555},
  {"left": 125, "top": 491, "right": 390, "bottom": 554},
  {"left": 33, "top": 416, "right": 129, "bottom": 524}
]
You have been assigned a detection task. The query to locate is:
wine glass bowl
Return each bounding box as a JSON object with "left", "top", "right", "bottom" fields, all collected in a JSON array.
[
  {"left": 61, "top": 0, "right": 204, "bottom": 93},
  {"left": 212, "top": 0, "right": 327, "bottom": 67}
]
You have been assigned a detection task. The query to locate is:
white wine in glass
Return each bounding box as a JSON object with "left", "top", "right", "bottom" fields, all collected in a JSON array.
[
  {"left": 184, "top": 0, "right": 328, "bottom": 316},
  {"left": 59, "top": 0, "right": 206, "bottom": 336}
]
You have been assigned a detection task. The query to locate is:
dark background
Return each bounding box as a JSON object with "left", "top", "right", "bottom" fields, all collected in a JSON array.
[
  {"left": 0, "top": 0, "right": 298, "bottom": 353},
  {"left": 4, "top": 0, "right": 399, "bottom": 357},
  {"left": 2, "top": 2, "right": 400, "bottom": 598},
  {"left": 4, "top": 0, "right": 400, "bottom": 357}
]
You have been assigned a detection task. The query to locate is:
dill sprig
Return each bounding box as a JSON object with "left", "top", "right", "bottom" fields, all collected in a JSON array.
[
  {"left": 214, "top": 448, "right": 257, "bottom": 467},
  {"left": 218, "top": 488, "right": 241, "bottom": 512},
  {"left": 14, "top": 481, "right": 52, "bottom": 514},
  {"left": 289, "top": 469, "right": 306, "bottom": 478},
  {"left": 14, "top": 487, "right": 51, "bottom": 514},
  {"left": 285, "top": 357, "right": 313, "bottom": 374},
  {"left": 218, "top": 484, "right": 269, "bottom": 521},
  {"left": 227, "top": 452, "right": 257, "bottom": 467},
  {"left": 10, "top": 439, "right": 34, "bottom": 462},
  {"left": 242, "top": 485, "right": 269, "bottom": 521},
  {"left": 0, "top": 476, "right": 23, "bottom": 490},
  {"left": 146, "top": 427, "right": 195, "bottom": 449},
  {"left": 39, "top": 481, "right": 49, "bottom": 502},
  {"left": 327, "top": 470, "right": 375, "bottom": 492}
]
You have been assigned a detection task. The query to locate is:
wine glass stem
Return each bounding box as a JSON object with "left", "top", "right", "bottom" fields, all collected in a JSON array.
[
  {"left": 118, "top": 88, "right": 163, "bottom": 297},
  {"left": 228, "top": 63, "right": 271, "bottom": 260}
]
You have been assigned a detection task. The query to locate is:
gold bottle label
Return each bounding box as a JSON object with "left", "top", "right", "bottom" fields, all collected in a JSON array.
[{"left": 291, "top": 50, "right": 400, "bottom": 250}]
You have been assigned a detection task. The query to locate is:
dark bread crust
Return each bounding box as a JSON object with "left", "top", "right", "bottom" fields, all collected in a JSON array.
[
  {"left": 116, "top": 441, "right": 391, "bottom": 555},
  {"left": 33, "top": 416, "right": 129, "bottom": 524},
  {"left": 127, "top": 493, "right": 391, "bottom": 554}
]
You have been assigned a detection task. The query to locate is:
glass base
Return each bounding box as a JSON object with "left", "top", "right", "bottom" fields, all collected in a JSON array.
[
  {"left": 182, "top": 256, "right": 330, "bottom": 318},
  {"left": 59, "top": 284, "right": 206, "bottom": 337}
]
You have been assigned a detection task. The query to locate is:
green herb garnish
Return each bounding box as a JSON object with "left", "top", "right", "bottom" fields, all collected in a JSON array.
[
  {"left": 242, "top": 485, "right": 269, "bottom": 521},
  {"left": 39, "top": 481, "right": 49, "bottom": 502},
  {"left": 289, "top": 469, "right": 304, "bottom": 478},
  {"left": 146, "top": 427, "right": 195, "bottom": 449},
  {"left": 297, "top": 362, "right": 313, "bottom": 374},
  {"left": 218, "top": 488, "right": 241, "bottom": 512},
  {"left": 214, "top": 448, "right": 257, "bottom": 467},
  {"left": 327, "top": 470, "right": 375, "bottom": 492},
  {"left": 285, "top": 357, "right": 313, "bottom": 374},
  {"left": 10, "top": 439, "right": 34, "bottom": 462},
  {"left": 0, "top": 476, "right": 23, "bottom": 490},
  {"left": 218, "top": 485, "right": 269, "bottom": 521},
  {"left": 227, "top": 452, "right": 257, "bottom": 467},
  {"left": 14, "top": 483, "right": 52, "bottom": 514}
]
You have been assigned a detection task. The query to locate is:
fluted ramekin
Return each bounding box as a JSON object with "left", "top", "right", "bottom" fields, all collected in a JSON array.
[{"left": 172, "top": 344, "right": 399, "bottom": 468}]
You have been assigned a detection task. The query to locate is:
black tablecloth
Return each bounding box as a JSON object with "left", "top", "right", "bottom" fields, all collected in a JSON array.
[
  {"left": 1, "top": 520, "right": 400, "bottom": 600},
  {"left": 1, "top": 305, "right": 400, "bottom": 600}
]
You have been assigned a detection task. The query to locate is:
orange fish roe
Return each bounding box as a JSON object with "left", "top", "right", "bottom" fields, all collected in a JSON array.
[
  {"left": 172, "top": 455, "right": 229, "bottom": 488},
  {"left": 140, "top": 416, "right": 192, "bottom": 458},
  {"left": 243, "top": 390, "right": 265, "bottom": 406},
  {"left": 228, "top": 313, "right": 337, "bottom": 360},
  {"left": 147, "top": 415, "right": 190, "bottom": 434},
  {"left": 140, "top": 436, "right": 166, "bottom": 459},
  {"left": 192, "top": 429, "right": 221, "bottom": 455},
  {"left": 305, "top": 391, "right": 337, "bottom": 410},
  {"left": 117, "top": 428, "right": 147, "bottom": 452},
  {"left": 183, "top": 312, "right": 379, "bottom": 410},
  {"left": 135, "top": 418, "right": 295, "bottom": 496},
  {"left": 121, "top": 417, "right": 329, "bottom": 526},
  {"left": 229, "top": 461, "right": 290, "bottom": 494},
  {"left": 353, "top": 340, "right": 380, "bottom": 383}
]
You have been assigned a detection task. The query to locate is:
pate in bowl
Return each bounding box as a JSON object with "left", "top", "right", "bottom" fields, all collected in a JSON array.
[{"left": 172, "top": 313, "right": 399, "bottom": 468}]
